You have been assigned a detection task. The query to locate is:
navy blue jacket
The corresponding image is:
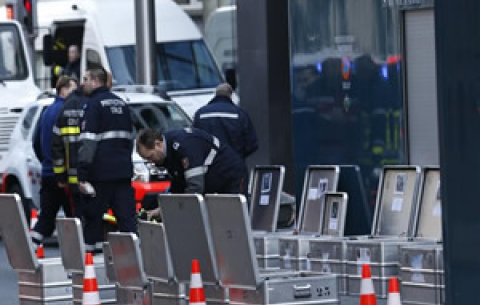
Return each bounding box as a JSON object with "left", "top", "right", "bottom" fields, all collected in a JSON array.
[
  {"left": 193, "top": 96, "right": 258, "bottom": 159},
  {"left": 33, "top": 96, "right": 65, "bottom": 177},
  {"left": 77, "top": 87, "right": 133, "bottom": 182},
  {"left": 162, "top": 128, "right": 247, "bottom": 194}
]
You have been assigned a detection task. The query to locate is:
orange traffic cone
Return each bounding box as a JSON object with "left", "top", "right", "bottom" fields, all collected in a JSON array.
[
  {"left": 387, "top": 277, "right": 402, "bottom": 305},
  {"left": 30, "top": 208, "right": 38, "bottom": 231},
  {"left": 189, "top": 259, "right": 206, "bottom": 305},
  {"left": 360, "top": 264, "right": 377, "bottom": 305},
  {"left": 35, "top": 244, "right": 45, "bottom": 259},
  {"left": 82, "top": 252, "right": 101, "bottom": 305}
]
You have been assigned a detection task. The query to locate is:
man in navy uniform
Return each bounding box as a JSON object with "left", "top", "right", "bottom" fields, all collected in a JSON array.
[
  {"left": 136, "top": 127, "right": 248, "bottom": 196},
  {"left": 193, "top": 83, "right": 258, "bottom": 160},
  {"left": 77, "top": 67, "right": 135, "bottom": 253}
]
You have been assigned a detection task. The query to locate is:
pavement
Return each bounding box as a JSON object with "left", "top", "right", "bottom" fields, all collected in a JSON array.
[{"left": 0, "top": 241, "right": 387, "bottom": 305}]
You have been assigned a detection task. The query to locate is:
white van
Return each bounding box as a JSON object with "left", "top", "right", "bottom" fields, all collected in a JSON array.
[
  {"left": 0, "top": 20, "right": 41, "bottom": 172},
  {"left": 36, "top": 0, "right": 225, "bottom": 117}
]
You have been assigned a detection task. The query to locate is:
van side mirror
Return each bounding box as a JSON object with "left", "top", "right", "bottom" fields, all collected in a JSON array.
[
  {"left": 42, "top": 34, "right": 53, "bottom": 66},
  {"left": 225, "top": 68, "right": 237, "bottom": 91}
]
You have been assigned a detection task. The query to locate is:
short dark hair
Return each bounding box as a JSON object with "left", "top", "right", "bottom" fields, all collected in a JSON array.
[
  {"left": 136, "top": 128, "right": 163, "bottom": 150},
  {"left": 56, "top": 75, "right": 77, "bottom": 92},
  {"left": 87, "top": 65, "right": 108, "bottom": 86}
]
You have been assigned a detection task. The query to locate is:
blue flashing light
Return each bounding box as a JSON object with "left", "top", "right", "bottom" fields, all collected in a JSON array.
[
  {"left": 381, "top": 65, "right": 388, "bottom": 80},
  {"left": 316, "top": 62, "right": 322, "bottom": 73}
]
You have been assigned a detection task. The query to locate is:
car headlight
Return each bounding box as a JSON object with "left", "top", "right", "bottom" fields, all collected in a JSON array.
[{"left": 133, "top": 162, "right": 150, "bottom": 182}]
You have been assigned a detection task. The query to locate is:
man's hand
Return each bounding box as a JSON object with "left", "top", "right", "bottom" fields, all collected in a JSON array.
[
  {"left": 147, "top": 208, "right": 161, "bottom": 221},
  {"left": 58, "top": 181, "right": 67, "bottom": 188},
  {"left": 79, "top": 181, "right": 96, "bottom": 196}
]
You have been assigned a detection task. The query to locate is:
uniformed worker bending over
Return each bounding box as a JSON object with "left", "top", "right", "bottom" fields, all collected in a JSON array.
[
  {"left": 77, "top": 67, "right": 136, "bottom": 253},
  {"left": 136, "top": 128, "right": 248, "bottom": 217}
]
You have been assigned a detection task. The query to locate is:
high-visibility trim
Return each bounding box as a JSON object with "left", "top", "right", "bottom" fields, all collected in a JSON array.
[
  {"left": 204, "top": 149, "right": 217, "bottom": 166},
  {"left": 60, "top": 126, "right": 81, "bottom": 135},
  {"left": 64, "top": 135, "right": 80, "bottom": 143},
  {"left": 53, "top": 126, "right": 61, "bottom": 135},
  {"left": 212, "top": 136, "right": 220, "bottom": 148},
  {"left": 30, "top": 230, "right": 43, "bottom": 242},
  {"left": 53, "top": 159, "right": 64, "bottom": 166},
  {"left": 185, "top": 166, "right": 206, "bottom": 179},
  {"left": 67, "top": 168, "right": 77, "bottom": 175},
  {"left": 68, "top": 176, "right": 78, "bottom": 184},
  {"left": 79, "top": 130, "right": 133, "bottom": 141},
  {"left": 54, "top": 166, "right": 66, "bottom": 174},
  {"left": 199, "top": 112, "right": 239, "bottom": 119},
  {"left": 203, "top": 136, "right": 219, "bottom": 166}
]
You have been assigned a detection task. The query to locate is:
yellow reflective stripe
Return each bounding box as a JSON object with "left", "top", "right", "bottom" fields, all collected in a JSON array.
[
  {"left": 54, "top": 166, "right": 66, "bottom": 174},
  {"left": 60, "top": 126, "right": 81, "bottom": 135},
  {"left": 68, "top": 176, "right": 78, "bottom": 184},
  {"left": 372, "top": 146, "right": 384, "bottom": 155}
]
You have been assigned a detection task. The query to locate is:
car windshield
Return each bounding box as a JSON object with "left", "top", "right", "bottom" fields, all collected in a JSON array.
[
  {"left": 106, "top": 40, "right": 222, "bottom": 91},
  {"left": 129, "top": 102, "right": 191, "bottom": 133},
  {"left": 0, "top": 24, "right": 28, "bottom": 81}
]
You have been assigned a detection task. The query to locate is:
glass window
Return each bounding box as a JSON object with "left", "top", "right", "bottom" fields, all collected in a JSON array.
[
  {"left": 21, "top": 106, "right": 39, "bottom": 139},
  {"left": 0, "top": 24, "right": 28, "bottom": 80},
  {"left": 86, "top": 49, "right": 102, "bottom": 69},
  {"left": 289, "top": 0, "right": 406, "bottom": 204},
  {"left": 129, "top": 102, "right": 191, "bottom": 133},
  {"left": 106, "top": 40, "right": 222, "bottom": 91}
]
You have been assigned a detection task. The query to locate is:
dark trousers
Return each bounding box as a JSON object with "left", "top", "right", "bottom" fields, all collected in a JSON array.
[
  {"left": 83, "top": 180, "right": 136, "bottom": 251},
  {"left": 66, "top": 184, "right": 85, "bottom": 220},
  {"left": 33, "top": 176, "right": 73, "bottom": 239}
]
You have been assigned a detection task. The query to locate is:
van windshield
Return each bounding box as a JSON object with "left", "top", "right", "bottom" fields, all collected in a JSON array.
[
  {"left": 106, "top": 40, "right": 222, "bottom": 91},
  {"left": 0, "top": 24, "right": 28, "bottom": 81}
]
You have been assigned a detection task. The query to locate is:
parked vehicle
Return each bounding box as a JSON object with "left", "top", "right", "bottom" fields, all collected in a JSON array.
[
  {"left": 1, "top": 86, "right": 191, "bottom": 213},
  {"left": 0, "top": 20, "right": 41, "bottom": 173},
  {"left": 35, "top": 0, "right": 225, "bottom": 118}
]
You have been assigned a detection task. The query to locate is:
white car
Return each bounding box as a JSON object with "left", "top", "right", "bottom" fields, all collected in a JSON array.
[{"left": 1, "top": 87, "right": 191, "bottom": 216}]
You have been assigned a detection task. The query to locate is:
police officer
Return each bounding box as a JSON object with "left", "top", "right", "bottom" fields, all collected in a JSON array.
[
  {"left": 136, "top": 127, "right": 248, "bottom": 195},
  {"left": 77, "top": 67, "right": 136, "bottom": 253},
  {"left": 193, "top": 83, "right": 258, "bottom": 160},
  {"left": 31, "top": 76, "right": 78, "bottom": 249}
]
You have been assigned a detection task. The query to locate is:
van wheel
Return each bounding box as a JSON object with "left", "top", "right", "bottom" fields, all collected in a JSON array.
[{"left": 8, "top": 183, "right": 31, "bottom": 226}]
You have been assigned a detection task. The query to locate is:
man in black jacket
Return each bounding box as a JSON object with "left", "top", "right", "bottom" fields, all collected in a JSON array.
[
  {"left": 137, "top": 127, "right": 247, "bottom": 194},
  {"left": 77, "top": 67, "right": 135, "bottom": 253}
]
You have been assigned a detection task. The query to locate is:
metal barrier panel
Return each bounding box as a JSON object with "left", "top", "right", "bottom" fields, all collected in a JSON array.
[
  {"left": 204, "top": 194, "right": 260, "bottom": 289},
  {"left": 0, "top": 194, "right": 38, "bottom": 272},
  {"left": 138, "top": 221, "right": 174, "bottom": 282},
  {"left": 413, "top": 167, "right": 442, "bottom": 240},
  {"left": 56, "top": 218, "right": 85, "bottom": 273},
  {"left": 249, "top": 165, "right": 285, "bottom": 232},
  {"left": 158, "top": 194, "right": 219, "bottom": 284},
  {"left": 107, "top": 232, "right": 148, "bottom": 289},
  {"left": 372, "top": 166, "right": 421, "bottom": 237},
  {"left": 299, "top": 165, "right": 340, "bottom": 233}
]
